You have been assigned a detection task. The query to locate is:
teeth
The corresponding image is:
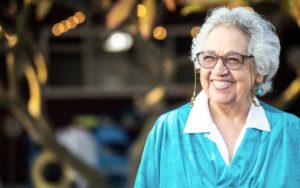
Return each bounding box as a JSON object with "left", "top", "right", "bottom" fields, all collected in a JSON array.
[{"left": 212, "top": 80, "right": 232, "bottom": 88}]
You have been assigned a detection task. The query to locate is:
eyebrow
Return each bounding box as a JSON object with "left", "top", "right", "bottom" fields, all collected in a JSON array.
[{"left": 203, "top": 50, "right": 247, "bottom": 55}]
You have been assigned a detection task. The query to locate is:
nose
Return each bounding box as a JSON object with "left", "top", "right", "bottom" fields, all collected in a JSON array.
[{"left": 211, "top": 58, "right": 228, "bottom": 75}]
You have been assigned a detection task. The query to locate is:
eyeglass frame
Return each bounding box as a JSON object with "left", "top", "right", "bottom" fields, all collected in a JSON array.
[{"left": 195, "top": 51, "right": 254, "bottom": 70}]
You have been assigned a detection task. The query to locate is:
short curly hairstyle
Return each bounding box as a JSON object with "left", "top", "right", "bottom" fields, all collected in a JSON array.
[{"left": 191, "top": 7, "right": 281, "bottom": 96}]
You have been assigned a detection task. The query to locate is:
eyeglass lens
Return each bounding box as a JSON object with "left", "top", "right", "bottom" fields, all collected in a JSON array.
[{"left": 198, "top": 52, "right": 247, "bottom": 70}]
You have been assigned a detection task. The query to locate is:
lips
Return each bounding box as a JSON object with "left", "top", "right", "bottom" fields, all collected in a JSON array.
[{"left": 211, "top": 80, "right": 233, "bottom": 90}]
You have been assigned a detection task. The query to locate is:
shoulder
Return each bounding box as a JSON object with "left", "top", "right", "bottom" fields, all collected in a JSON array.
[
  {"left": 158, "top": 103, "right": 191, "bottom": 123},
  {"left": 260, "top": 101, "right": 300, "bottom": 127}
]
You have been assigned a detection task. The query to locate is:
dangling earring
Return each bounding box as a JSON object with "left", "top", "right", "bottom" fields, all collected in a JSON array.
[
  {"left": 190, "top": 64, "right": 197, "bottom": 108},
  {"left": 256, "top": 88, "right": 263, "bottom": 96},
  {"left": 250, "top": 85, "right": 262, "bottom": 107}
]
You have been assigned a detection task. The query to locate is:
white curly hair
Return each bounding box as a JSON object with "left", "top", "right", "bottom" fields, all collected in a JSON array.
[{"left": 191, "top": 7, "right": 281, "bottom": 96}]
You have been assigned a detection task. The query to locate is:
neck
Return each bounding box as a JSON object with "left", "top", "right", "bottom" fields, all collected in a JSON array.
[{"left": 208, "top": 99, "right": 252, "bottom": 124}]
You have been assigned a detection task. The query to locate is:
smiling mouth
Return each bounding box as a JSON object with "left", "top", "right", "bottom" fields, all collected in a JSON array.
[{"left": 211, "top": 80, "right": 233, "bottom": 90}]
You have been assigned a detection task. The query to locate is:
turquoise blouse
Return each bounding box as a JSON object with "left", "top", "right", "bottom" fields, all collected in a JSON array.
[{"left": 134, "top": 102, "right": 300, "bottom": 188}]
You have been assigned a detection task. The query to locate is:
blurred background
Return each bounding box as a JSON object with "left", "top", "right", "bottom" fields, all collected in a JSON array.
[{"left": 0, "top": 0, "right": 299, "bottom": 188}]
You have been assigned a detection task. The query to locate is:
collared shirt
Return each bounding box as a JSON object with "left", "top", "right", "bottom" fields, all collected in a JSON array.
[
  {"left": 184, "top": 90, "right": 270, "bottom": 166},
  {"left": 134, "top": 93, "right": 300, "bottom": 188},
  {"left": 135, "top": 94, "right": 300, "bottom": 187}
]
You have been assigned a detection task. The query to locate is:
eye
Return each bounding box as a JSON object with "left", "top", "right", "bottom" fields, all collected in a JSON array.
[
  {"left": 203, "top": 54, "right": 216, "bottom": 62},
  {"left": 225, "top": 55, "right": 243, "bottom": 64}
]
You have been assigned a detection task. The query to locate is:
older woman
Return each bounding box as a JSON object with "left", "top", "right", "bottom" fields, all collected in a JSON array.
[{"left": 134, "top": 6, "right": 300, "bottom": 188}]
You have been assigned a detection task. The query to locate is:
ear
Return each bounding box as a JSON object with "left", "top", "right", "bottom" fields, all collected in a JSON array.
[{"left": 255, "top": 74, "right": 264, "bottom": 84}]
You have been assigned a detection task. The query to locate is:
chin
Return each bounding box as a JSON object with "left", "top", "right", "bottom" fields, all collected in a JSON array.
[
  {"left": 209, "top": 94, "right": 236, "bottom": 106},
  {"left": 211, "top": 99, "right": 233, "bottom": 106}
]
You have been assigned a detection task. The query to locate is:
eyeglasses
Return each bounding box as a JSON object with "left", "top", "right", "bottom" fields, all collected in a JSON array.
[{"left": 196, "top": 51, "right": 254, "bottom": 70}]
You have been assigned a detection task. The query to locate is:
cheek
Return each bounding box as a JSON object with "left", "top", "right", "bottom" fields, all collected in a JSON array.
[
  {"left": 236, "top": 74, "right": 253, "bottom": 93},
  {"left": 235, "top": 65, "right": 255, "bottom": 91}
]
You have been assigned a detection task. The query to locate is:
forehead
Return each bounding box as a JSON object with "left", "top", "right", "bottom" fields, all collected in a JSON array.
[{"left": 203, "top": 24, "right": 250, "bottom": 54}]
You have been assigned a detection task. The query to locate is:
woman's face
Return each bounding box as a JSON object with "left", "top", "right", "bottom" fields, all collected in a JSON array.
[{"left": 200, "top": 24, "right": 261, "bottom": 107}]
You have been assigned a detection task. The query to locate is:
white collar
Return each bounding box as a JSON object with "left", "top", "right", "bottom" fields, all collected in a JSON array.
[{"left": 184, "top": 90, "right": 270, "bottom": 133}]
